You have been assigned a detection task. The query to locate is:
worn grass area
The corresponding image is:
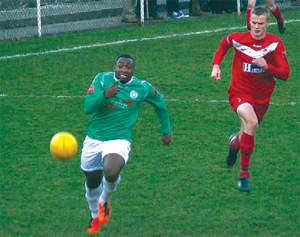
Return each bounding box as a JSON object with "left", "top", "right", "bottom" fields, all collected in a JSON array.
[{"left": 1, "top": 11, "right": 299, "bottom": 237}]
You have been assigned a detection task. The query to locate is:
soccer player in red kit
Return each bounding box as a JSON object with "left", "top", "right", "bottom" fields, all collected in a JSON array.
[
  {"left": 246, "top": 0, "right": 285, "bottom": 34},
  {"left": 211, "top": 6, "right": 290, "bottom": 192}
]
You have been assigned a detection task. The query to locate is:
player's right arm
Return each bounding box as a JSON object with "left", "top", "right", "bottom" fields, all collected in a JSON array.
[
  {"left": 211, "top": 64, "right": 221, "bottom": 81},
  {"left": 83, "top": 73, "right": 108, "bottom": 114},
  {"left": 211, "top": 34, "right": 232, "bottom": 81}
]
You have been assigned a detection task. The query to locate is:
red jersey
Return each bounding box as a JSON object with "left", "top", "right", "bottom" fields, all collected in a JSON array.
[{"left": 212, "top": 31, "right": 290, "bottom": 103}]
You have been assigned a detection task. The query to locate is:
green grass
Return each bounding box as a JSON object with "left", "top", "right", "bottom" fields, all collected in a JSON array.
[{"left": 1, "top": 11, "right": 299, "bottom": 237}]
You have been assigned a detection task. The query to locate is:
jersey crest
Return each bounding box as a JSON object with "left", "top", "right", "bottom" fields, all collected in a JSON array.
[
  {"left": 130, "top": 90, "right": 138, "bottom": 99},
  {"left": 281, "top": 50, "right": 287, "bottom": 58}
]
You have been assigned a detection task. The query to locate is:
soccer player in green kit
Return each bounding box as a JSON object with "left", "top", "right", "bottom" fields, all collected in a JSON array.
[{"left": 81, "top": 54, "right": 172, "bottom": 234}]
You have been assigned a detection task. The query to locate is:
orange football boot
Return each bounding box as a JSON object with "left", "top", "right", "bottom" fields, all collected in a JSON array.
[
  {"left": 87, "top": 217, "right": 100, "bottom": 234},
  {"left": 98, "top": 201, "right": 111, "bottom": 225}
]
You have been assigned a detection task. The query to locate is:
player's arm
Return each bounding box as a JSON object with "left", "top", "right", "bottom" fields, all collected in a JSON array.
[
  {"left": 143, "top": 81, "right": 172, "bottom": 145},
  {"left": 83, "top": 74, "right": 109, "bottom": 114},
  {"left": 265, "top": 42, "right": 290, "bottom": 81},
  {"left": 211, "top": 35, "right": 231, "bottom": 81},
  {"left": 211, "top": 64, "right": 221, "bottom": 81}
]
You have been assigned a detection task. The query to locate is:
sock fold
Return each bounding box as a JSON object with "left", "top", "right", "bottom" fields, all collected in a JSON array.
[{"left": 239, "top": 170, "right": 251, "bottom": 178}]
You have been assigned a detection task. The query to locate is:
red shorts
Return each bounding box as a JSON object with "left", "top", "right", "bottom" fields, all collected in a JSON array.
[{"left": 228, "top": 92, "right": 270, "bottom": 124}]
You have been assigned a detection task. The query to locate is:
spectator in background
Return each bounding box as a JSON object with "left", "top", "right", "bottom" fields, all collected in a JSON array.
[
  {"left": 136, "top": 0, "right": 164, "bottom": 20},
  {"left": 189, "top": 0, "right": 210, "bottom": 16},
  {"left": 121, "top": 0, "right": 139, "bottom": 23},
  {"left": 209, "top": 0, "right": 237, "bottom": 14},
  {"left": 167, "top": 0, "right": 189, "bottom": 18},
  {"left": 291, "top": 0, "right": 300, "bottom": 6},
  {"left": 246, "top": 0, "right": 286, "bottom": 34}
]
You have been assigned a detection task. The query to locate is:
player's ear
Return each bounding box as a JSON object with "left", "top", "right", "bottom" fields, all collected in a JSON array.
[{"left": 266, "top": 20, "right": 270, "bottom": 27}]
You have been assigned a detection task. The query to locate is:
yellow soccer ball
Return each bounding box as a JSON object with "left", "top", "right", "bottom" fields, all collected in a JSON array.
[{"left": 50, "top": 132, "right": 78, "bottom": 160}]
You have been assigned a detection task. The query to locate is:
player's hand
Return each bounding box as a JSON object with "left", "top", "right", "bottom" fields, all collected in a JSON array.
[
  {"left": 211, "top": 64, "right": 221, "bottom": 81},
  {"left": 104, "top": 80, "right": 120, "bottom": 98},
  {"left": 162, "top": 133, "right": 172, "bottom": 145},
  {"left": 254, "top": 58, "right": 268, "bottom": 71}
]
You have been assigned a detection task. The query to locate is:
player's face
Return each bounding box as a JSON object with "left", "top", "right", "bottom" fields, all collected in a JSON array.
[
  {"left": 250, "top": 14, "right": 270, "bottom": 40},
  {"left": 115, "top": 57, "right": 135, "bottom": 83}
]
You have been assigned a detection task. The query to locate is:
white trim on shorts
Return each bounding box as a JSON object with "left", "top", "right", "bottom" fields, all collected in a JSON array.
[{"left": 80, "top": 136, "right": 131, "bottom": 172}]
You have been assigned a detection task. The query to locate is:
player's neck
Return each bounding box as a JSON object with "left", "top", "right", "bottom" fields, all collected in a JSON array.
[{"left": 251, "top": 32, "right": 266, "bottom": 41}]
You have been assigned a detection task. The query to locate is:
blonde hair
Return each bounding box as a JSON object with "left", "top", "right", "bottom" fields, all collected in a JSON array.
[{"left": 251, "top": 6, "right": 270, "bottom": 21}]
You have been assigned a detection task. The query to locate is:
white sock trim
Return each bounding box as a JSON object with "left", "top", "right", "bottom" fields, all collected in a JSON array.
[
  {"left": 99, "top": 175, "right": 121, "bottom": 204},
  {"left": 85, "top": 182, "right": 102, "bottom": 218}
]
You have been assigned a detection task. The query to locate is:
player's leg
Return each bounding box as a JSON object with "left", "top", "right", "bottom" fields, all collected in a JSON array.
[
  {"left": 84, "top": 170, "right": 103, "bottom": 233},
  {"left": 96, "top": 154, "right": 123, "bottom": 225},
  {"left": 84, "top": 170, "right": 103, "bottom": 217},
  {"left": 227, "top": 93, "right": 246, "bottom": 167},
  {"left": 246, "top": 0, "right": 256, "bottom": 30},
  {"left": 98, "top": 140, "right": 131, "bottom": 225},
  {"left": 266, "top": 0, "right": 286, "bottom": 34},
  {"left": 81, "top": 136, "right": 104, "bottom": 233},
  {"left": 226, "top": 125, "right": 243, "bottom": 167},
  {"left": 236, "top": 103, "right": 259, "bottom": 192}
]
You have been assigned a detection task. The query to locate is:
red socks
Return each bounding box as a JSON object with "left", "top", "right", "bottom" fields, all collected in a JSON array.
[
  {"left": 239, "top": 132, "right": 255, "bottom": 178},
  {"left": 230, "top": 133, "right": 241, "bottom": 150},
  {"left": 234, "top": 133, "right": 241, "bottom": 148},
  {"left": 239, "top": 170, "right": 251, "bottom": 178},
  {"left": 246, "top": 9, "right": 251, "bottom": 30},
  {"left": 272, "top": 5, "right": 284, "bottom": 23}
]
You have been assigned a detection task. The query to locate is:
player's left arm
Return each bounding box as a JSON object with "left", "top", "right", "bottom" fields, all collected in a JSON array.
[
  {"left": 256, "top": 41, "right": 290, "bottom": 81},
  {"left": 143, "top": 81, "right": 172, "bottom": 145}
]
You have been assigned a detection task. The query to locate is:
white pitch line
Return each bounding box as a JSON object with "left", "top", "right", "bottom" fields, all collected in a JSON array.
[
  {"left": 0, "top": 19, "right": 299, "bottom": 61},
  {"left": 0, "top": 93, "right": 297, "bottom": 106}
]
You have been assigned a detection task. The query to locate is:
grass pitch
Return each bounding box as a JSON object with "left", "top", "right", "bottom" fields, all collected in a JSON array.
[{"left": 1, "top": 11, "right": 299, "bottom": 237}]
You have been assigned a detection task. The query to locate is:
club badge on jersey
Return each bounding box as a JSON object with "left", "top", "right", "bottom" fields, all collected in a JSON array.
[
  {"left": 130, "top": 90, "right": 138, "bottom": 99},
  {"left": 281, "top": 50, "right": 287, "bottom": 59}
]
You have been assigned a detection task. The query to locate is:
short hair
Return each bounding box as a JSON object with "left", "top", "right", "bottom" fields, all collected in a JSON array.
[
  {"left": 116, "top": 54, "right": 135, "bottom": 66},
  {"left": 251, "top": 6, "right": 270, "bottom": 21}
]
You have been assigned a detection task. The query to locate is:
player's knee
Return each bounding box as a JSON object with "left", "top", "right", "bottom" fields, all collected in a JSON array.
[
  {"left": 86, "top": 179, "right": 101, "bottom": 189},
  {"left": 103, "top": 154, "right": 124, "bottom": 182},
  {"left": 247, "top": 118, "right": 259, "bottom": 132},
  {"left": 247, "top": 0, "right": 256, "bottom": 9},
  {"left": 84, "top": 171, "right": 103, "bottom": 189},
  {"left": 104, "top": 171, "right": 120, "bottom": 183},
  {"left": 267, "top": 4, "right": 275, "bottom": 12}
]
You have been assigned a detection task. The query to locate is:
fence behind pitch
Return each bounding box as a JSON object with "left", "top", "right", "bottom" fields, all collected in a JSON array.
[{"left": 0, "top": 0, "right": 297, "bottom": 42}]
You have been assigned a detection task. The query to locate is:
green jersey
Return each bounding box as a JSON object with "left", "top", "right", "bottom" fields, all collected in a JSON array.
[{"left": 83, "top": 72, "right": 172, "bottom": 143}]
